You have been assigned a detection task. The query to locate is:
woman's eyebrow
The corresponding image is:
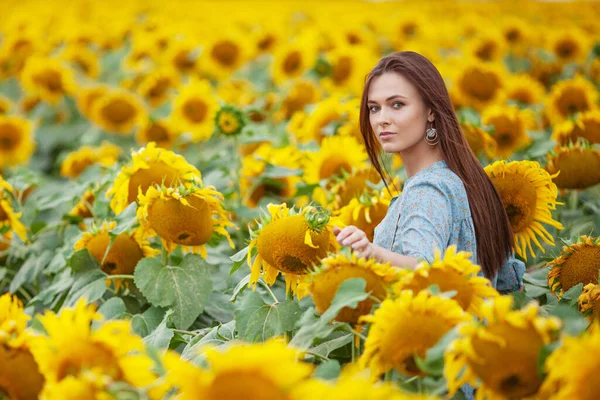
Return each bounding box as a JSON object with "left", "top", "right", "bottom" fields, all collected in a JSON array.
[{"left": 367, "top": 94, "right": 408, "bottom": 104}]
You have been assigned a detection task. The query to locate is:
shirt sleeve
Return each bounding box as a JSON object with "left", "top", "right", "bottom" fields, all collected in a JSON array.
[
  {"left": 496, "top": 255, "right": 525, "bottom": 294},
  {"left": 392, "top": 181, "right": 452, "bottom": 263}
]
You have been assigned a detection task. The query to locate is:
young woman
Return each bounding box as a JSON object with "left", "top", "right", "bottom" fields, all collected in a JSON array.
[{"left": 334, "top": 51, "right": 524, "bottom": 293}]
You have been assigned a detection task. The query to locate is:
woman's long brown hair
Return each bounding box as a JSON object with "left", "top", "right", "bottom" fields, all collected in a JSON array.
[{"left": 359, "top": 51, "right": 513, "bottom": 279}]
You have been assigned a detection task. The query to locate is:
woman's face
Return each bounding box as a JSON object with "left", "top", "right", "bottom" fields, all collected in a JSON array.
[{"left": 367, "top": 72, "right": 434, "bottom": 154}]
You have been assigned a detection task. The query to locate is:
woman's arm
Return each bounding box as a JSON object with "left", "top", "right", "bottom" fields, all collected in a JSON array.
[{"left": 334, "top": 226, "right": 420, "bottom": 270}]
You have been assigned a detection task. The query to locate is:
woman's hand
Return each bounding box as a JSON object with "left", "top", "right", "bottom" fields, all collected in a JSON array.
[{"left": 333, "top": 225, "right": 373, "bottom": 259}]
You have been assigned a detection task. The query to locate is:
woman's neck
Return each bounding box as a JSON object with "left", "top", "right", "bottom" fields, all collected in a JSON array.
[{"left": 400, "top": 145, "right": 444, "bottom": 178}]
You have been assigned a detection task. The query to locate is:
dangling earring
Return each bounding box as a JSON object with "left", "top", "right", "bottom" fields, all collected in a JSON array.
[{"left": 425, "top": 122, "right": 438, "bottom": 147}]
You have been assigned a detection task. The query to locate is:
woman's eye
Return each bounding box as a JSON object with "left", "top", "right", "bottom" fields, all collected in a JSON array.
[
  {"left": 392, "top": 101, "right": 404, "bottom": 108},
  {"left": 369, "top": 105, "right": 380, "bottom": 113}
]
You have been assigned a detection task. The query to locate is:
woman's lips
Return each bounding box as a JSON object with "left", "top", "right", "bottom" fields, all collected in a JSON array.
[{"left": 379, "top": 132, "right": 395, "bottom": 139}]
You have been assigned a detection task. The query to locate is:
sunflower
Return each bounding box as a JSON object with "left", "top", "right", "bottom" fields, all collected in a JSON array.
[
  {"left": 485, "top": 160, "right": 564, "bottom": 260},
  {"left": 337, "top": 188, "right": 393, "bottom": 242},
  {"left": 394, "top": 246, "right": 498, "bottom": 316},
  {"left": 0, "top": 193, "right": 27, "bottom": 242},
  {"left": 271, "top": 40, "right": 318, "bottom": 84},
  {"left": 547, "top": 28, "right": 590, "bottom": 65},
  {"left": 0, "top": 94, "right": 13, "bottom": 114},
  {"left": 551, "top": 109, "right": 600, "bottom": 145},
  {"left": 60, "top": 142, "right": 121, "bottom": 179},
  {"left": 465, "top": 30, "right": 506, "bottom": 63},
  {"left": 136, "top": 118, "right": 179, "bottom": 148},
  {"left": 200, "top": 33, "right": 249, "bottom": 80},
  {"left": 500, "top": 17, "right": 532, "bottom": 55},
  {"left": 75, "top": 84, "right": 109, "bottom": 119},
  {"left": 321, "top": 45, "right": 376, "bottom": 96},
  {"left": 163, "top": 38, "right": 199, "bottom": 75},
  {"left": 20, "top": 56, "right": 76, "bottom": 104},
  {"left": 0, "top": 114, "right": 35, "bottom": 168},
  {"left": 217, "top": 78, "right": 257, "bottom": 107},
  {"left": 538, "top": 329, "right": 600, "bottom": 400},
  {"left": 547, "top": 235, "right": 600, "bottom": 297},
  {"left": 240, "top": 143, "right": 303, "bottom": 208},
  {"left": 326, "top": 167, "right": 382, "bottom": 211},
  {"left": 74, "top": 221, "right": 158, "bottom": 289},
  {"left": 68, "top": 188, "right": 96, "bottom": 219},
  {"left": 294, "top": 95, "right": 347, "bottom": 143},
  {"left": 0, "top": 293, "right": 45, "bottom": 400},
  {"left": 578, "top": 283, "right": 600, "bottom": 331},
  {"left": 360, "top": 290, "right": 469, "bottom": 377},
  {"left": 164, "top": 339, "right": 313, "bottom": 400},
  {"left": 504, "top": 74, "right": 546, "bottom": 106},
  {"left": 545, "top": 144, "right": 600, "bottom": 190},
  {"left": 451, "top": 61, "right": 506, "bottom": 111},
  {"left": 171, "top": 79, "right": 219, "bottom": 142},
  {"left": 136, "top": 183, "right": 233, "bottom": 257},
  {"left": 214, "top": 104, "right": 246, "bottom": 136},
  {"left": 59, "top": 44, "right": 101, "bottom": 79},
  {"left": 303, "top": 135, "right": 368, "bottom": 185},
  {"left": 90, "top": 89, "right": 147, "bottom": 135},
  {"left": 481, "top": 104, "right": 535, "bottom": 158},
  {"left": 461, "top": 121, "right": 497, "bottom": 159},
  {"left": 444, "top": 296, "right": 561, "bottom": 400},
  {"left": 246, "top": 203, "right": 339, "bottom": 295},
  {"left": 30, "top": 299, "right": 159, "bottom": 396},
  {"left": 301, "top": 251, "right": 403, "bottom": 323},
  {"left": 136, "top": 67, "right": 180, "bottom": 108},
  {"left": 123, "top": 36, "right": 159, "bottom": 72},
  {"left": 106, "top": 142, "right": 201, "bottom": 214},
  {"left": 545, "top": 76, "right": 598, "bottom": 126},
  {"left": 275, "top": 79, "right": 323, "bottom": 122}
]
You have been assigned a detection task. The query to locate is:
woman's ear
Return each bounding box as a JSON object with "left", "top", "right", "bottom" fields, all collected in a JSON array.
[{"left": 427, "top": 109, "right": 435, "bottom": 123}]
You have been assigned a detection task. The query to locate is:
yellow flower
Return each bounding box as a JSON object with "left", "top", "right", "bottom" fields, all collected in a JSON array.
[
  {"left": 337, "top": 188, "right": 393, "bottom": 242},
  {"left": 30, "top": 299, "right": 160, "bottom": 396},
  {"left": 504, "top": 74, "right": 546, "bottom": 105},
  {"left": 0, "top": 94, "right": 13, "bottom": 114},
  {"left": 74, "top": 221, "right": 158, "bottom": 290},
  {"left": 0, "top": 293, "right": 45, "bottom": 400},
  {"left": 20, "top": 56, "right": 76, "bottom": 104},
  {"left": 163, "top": 339, "right": 313, "bottom": 400},
  {"left": 485, "top": 160, "right": 564, "bottom": 260},
  {"left": 360, "top": 290, "right": 469, "bottom": 377},
  {"left": 136, "top": 118, "right": 179, "bottom": 148},
  {"left": 0, "top": 194, "right": 27, "bottom": 242},
  {"left": 321, "top": 45, "right": 376, "bottom": 96},
  {"left": 90, "top": 89, "right": 147, "bottom": 135},
  {"left": 275, "top": 79, "right": 323, "bottom": 121},
  {"left": 464, "top": 30, "right": 506, "bottom": 63},
  {"left": 136, "top": 184, "right": 233, "bottom": 257},
  {"left": 200, "top": 33, "right": 250, "bottom": 80},
  {"left": 60, "top": 142, "right": 121, "bottom": 179},
  {"left": 59, "top": 44, "right": 101, "bottom": 79},
  {"left": 547, "top": 28, "right": 590, "bottom": 65},
  {"left": 445, "top": 296, "right": 561, "bottom": 400},
  {"left": 68, "top": 188, "right": 96, "bottom": 219},
  {"left": 461, "top": 122, "right": 497, "bottom": 159},
  {"left": 578, "top": 283, "right": 600, "bottom": 331},
  {"left": 106, "top": 142, "right": 201, "bottom": 214},
  {"left": 215, "top": 104, "right": 246, "bottom": 136},
  {"left": 136, "top": 67, "right": 180, "bottom": 108},
  {"left": 547, "top": 235, "right": 600, "bottom": 297},
  {"left": 271, "top": 40, "right": 318, "bottom": 84},
  {"left": 394, "top": 246, "right": 498, "bottom": 316},
  {"left": 163, "top": 38, "right": 199, "bottom": 75},
  {"left": 302, "top": 251, "right": 403, "bottom": 323},
  {"left": 171, "top": 79, "right": 219, "bottom": 142},
  {"left": 75, "top": 84, "right": 110, "bottom": 119},
  {"left": 451, "top": 61, "right": 506, "bottom": 111},
  {"left": 217, "top": 78, "right": 257, "bottom": 107},
  {"left": 303, "top": 135, "right": 368, "bottom": 185},
  {"left": 545, "top": 143, "right": 600, "bottom": 190},
  {"left": 294, "top": 96, "right": 355, "bottom": 144},
  {"left": 0, "top": 115, "right": 35, "bottom": 168},
  {"left": 539, "top": 329, "right": 600, "bottom": 400},
  {"left": 551, "top": 109, "right": 600, "bottom": 145},
  {"left": 240, "top": 143, "right": 303, "bottom": 208},
  {"left": 545, "top": 76, "right": 598, "bottom": 126},
  {"left": 481, "top": 104, "right": 535, "bottom": 158},
  {"left": 247, "top": 204, "right": 338, "bottom": 295}
]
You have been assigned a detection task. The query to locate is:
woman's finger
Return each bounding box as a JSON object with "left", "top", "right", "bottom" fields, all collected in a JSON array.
[
  {"left": 352, "top": 237, "right": 370, "bottom": 252},
  {"left": 336, "top": 226, "right": 356, "bottom": 243},
  {"left": 342, "top": 230, "right": 366, "bottom": 246}
]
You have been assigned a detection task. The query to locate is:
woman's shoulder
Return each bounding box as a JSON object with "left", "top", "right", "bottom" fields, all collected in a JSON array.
[{"left": 403, "top": 161, "right": 466, "bottom": 199}]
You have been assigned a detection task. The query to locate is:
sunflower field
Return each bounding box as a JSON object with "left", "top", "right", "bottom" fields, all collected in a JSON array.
[{"left": 1, "top": 0, "right": 600, "bottom": 399}]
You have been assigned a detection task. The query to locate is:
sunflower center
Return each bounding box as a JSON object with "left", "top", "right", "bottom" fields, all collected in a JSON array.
[
  {"left": 0, "top": 123, "right": 22, "bottom": 150},
  {"left": 148, "top": 77, "right": 171, "bottom": 99},
  {"left": 248, "top": 179, "right": 287, "bottom": 207},
  {"left": 182, "top": 99, "right": 208, "bottom": 123},
  {"left": 555, "top": 40, "right": 577, "bottom": 59},
  {"left": 475, "top": 41, "right": 497, "bottom": 61},
  {"left": 207, "top": 371, "right": 287, "bottom": 400},
  {"left": 332, "top": 56, "right": 352, "bottom": 84},
  {"left": 56, "top": 342, "right": 122, "bottom": 381},
  {"left": 127, "top": 161, "right": 181, "bottom": 204},
  {"left": 258, "top": 35, "right": 276, "bottom": 51},
  {"left": 0, "top": 346, "right": 45, "bottom": 400},
  {"left": 211, "top": 41, "right": 239, "bottom": 67},
  {"left": 145, "top": 123, "right": 170, "bottom": 142},
  {"left": 85, "top": 232, "right": 144, "bottom": 275},
  {"left": 469, "top": 323, "right": 543, "bottom": 398},
  {"left": 505, "top": 29, "right": 521, "bottom": 43},
  {"left": 492, "top": 175, "right": 537, "bottom": 233},
  {"left": 556, "top": 245, "right": 600, "bottom": 291},
  {"left": 283, "top": 51, "right": 302, "bottom": 75},
  {"left": 319, "top": 156, "right": 352, "bottom": 181},
  {"left": 556, "top": 87, "right": 591, "bottom": 118},
  {"left": 32, "top": 69, "right": 64, "bottom": 93},
  {"left": 101, "top": 98, "right": 137, "bottom": 124},
  {"left": 347, "top": 33, "right": 361, "bottom": 45},
  {"left": 174, "top": 50, "right": 196, "bottom": 72},
  {"left": 409, "top": 268, "right": 475, "bottom": 312},
  {"left": 74, "top": 58, "right": 91, "bottom": 74},
  {"left": 147, "top": 194, "right": 214, "bottom": 246},
  {"left": 460, "top": 68, "right": 500, "bottom": 102}
]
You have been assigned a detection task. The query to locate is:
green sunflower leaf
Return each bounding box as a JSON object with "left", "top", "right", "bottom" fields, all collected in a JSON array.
[{"left": 134, "top": 254, "right": 212, "bottom": 330}]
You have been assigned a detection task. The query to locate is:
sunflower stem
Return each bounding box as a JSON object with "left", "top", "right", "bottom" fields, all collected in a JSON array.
[
  {"left": 105, "top": 274, "right": 134, "bottom": 280},
  {"left": 258, "top": 280, "right": 279, "bottom": 303},
  {"left": 173, "top": 329, "right": 199, "bottom": 336},
  {"left": 350, "top": 327, "right": 368, "bottom": 341},
  {"left": 304, "top": 351, "right": 329, "bottom": 362},
  {"left": 384, "top": 370, "right": 393, "bottom": 382},
  {"left": 162, "top": 247, "right": 169, "bottom": 265}
]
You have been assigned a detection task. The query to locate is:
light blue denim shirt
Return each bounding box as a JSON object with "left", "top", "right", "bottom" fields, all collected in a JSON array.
[{"left": 373, "top": 160, "right": 525, "bottom": 293}]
